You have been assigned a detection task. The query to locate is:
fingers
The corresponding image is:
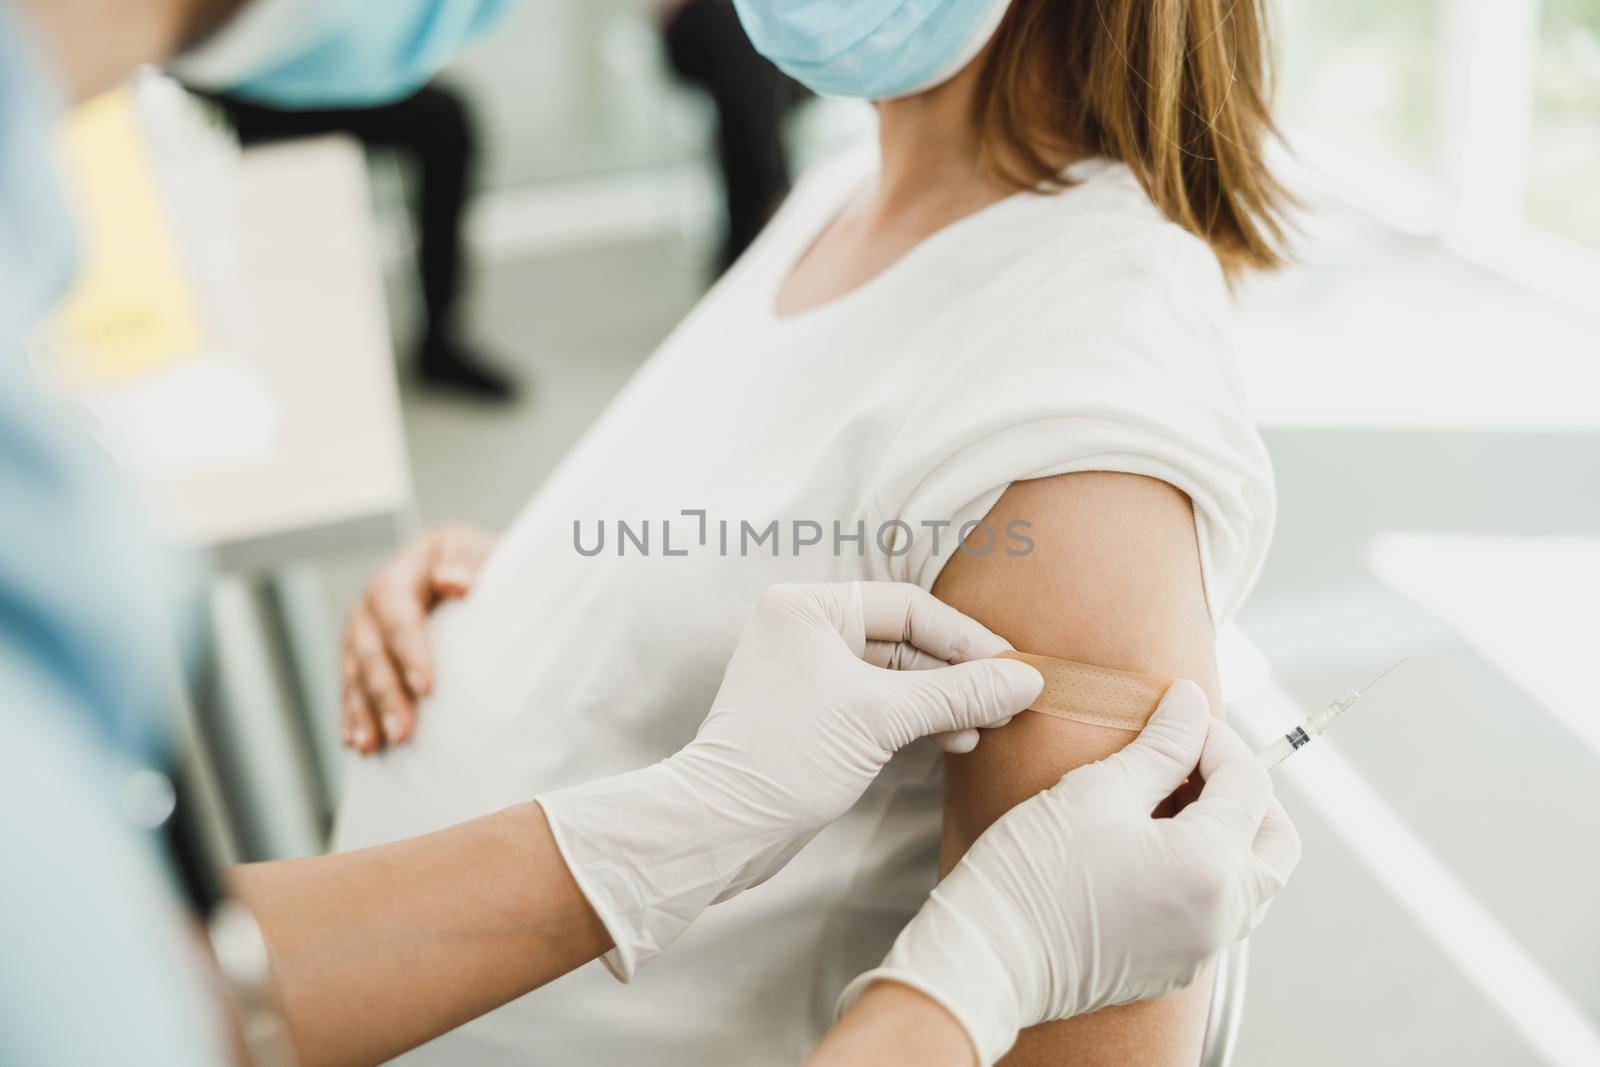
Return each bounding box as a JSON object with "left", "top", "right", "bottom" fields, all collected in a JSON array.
[
  {"left": 367, "top": 577, "right": 435, "bottom": 699},
  {"left": 862, "top": 639, "right": 949, "bottom": 672},
  {"left": 934, "top": 728, "right": 981, "bottom": 755},
  {"left": 1236, "top": 798, "right": 1302, "bottom": 936},
  {"left": 1174, "top": 717, "right": 1273, "bottom": 845},
  {"left": 894, "top": 657, "right": 1044, "bottom": 737},
  {"left": 378, "top": 525, "right": 494, "bottom": 698},
  {"left": 335, "top": 525, "right": 494, "bottom": 756},
  {"left": 338, "top": 639, "right": 382, "bottom": 754},
  {"left": 346, "top": 608, "right": 416, "bottom": 747},
  {"left": 1251, "top": 797, "right": 1302, "bottom": 886},
  {"left": 855, "top": 582, "right": 1013, "bottom": 663},
  {"left": 430, "top": 524, "right": 494, "bottom": 597},
  {"left": 868, "top": 629, "right": 1011, "bottom": 752},
  {"left": 1094, "top": 680, "right": 1212, "bottom": 808}
]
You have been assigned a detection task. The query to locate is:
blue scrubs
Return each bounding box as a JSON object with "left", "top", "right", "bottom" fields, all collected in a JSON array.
[
  {"left": 0, "top": 0, "right": 520, "bottom": 1058},
  {"left": 0, "top": 5, "right": 223, "bottom": 1062}
]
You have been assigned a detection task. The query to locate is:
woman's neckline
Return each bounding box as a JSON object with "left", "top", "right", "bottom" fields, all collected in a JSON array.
[{"left": 765, "top": 154, "right": 1113, "bottom": 330}]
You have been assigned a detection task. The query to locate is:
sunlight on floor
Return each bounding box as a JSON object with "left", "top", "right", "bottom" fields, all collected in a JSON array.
[{"left": 1369, "top": 532, "right": 1600, "bottom": 761}]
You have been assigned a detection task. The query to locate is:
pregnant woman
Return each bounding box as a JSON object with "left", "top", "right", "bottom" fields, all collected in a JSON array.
[{"left": 335, "top": 0, "right": 1286, "bottom": 1062}]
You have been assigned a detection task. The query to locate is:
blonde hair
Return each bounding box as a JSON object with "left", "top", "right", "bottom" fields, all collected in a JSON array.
[{"left": 974, "top": 0, "right": 1291, "bottom": 276}]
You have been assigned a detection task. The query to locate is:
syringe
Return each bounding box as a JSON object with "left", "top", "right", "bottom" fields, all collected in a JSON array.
[{"left": 1256, "top": 659, "right": 1405, "bottom": 771}]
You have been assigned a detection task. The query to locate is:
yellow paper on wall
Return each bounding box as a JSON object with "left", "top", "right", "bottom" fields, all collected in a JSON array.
[{"left": 39, "top": 89, "right": 206, "bottom": 388}]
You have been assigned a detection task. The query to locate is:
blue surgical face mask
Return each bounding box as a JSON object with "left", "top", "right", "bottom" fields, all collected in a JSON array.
[
  {"left": 731, "top": 0, "right": 1013, "bottom": 101},
  {"left": 171, "top": 0, "right": 516, "bottom": 109}
]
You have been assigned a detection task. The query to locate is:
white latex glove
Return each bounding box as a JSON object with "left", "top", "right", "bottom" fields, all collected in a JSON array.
[
  {"left": 537, "top": 582, "right": 1045, "bottom": 980},
  {"left": 839, "top": 680, "right": 1302, "bottom": 1066}
]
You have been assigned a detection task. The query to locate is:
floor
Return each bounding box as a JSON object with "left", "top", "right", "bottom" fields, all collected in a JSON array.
[{"left": 316, "top": 204, "right": 1600, "bottom": 1065}]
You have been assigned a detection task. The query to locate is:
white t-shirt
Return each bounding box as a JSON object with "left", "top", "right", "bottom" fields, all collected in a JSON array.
[{"left": 334, "top": 151, "right": 1275, "bottom": 1065}]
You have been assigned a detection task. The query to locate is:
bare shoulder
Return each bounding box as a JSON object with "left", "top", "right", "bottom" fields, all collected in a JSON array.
[{"left": 933, "top": 471, "right": 1216, "bottom": 679}]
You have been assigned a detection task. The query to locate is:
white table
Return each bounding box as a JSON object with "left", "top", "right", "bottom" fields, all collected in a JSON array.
[{"left": 151, "top": 135, "right": 412, "bottom": 569}]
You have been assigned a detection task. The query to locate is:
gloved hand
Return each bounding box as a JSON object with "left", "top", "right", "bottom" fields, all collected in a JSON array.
[
  {"left": 537, "top": 582, "right": 1045, "bottom": 980},
  {"left": 839, "top": 680, "right": 1302, "bottom": 1066}
]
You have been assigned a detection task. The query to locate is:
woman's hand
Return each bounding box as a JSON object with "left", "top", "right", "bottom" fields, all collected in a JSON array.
[{"left": 339, "top": 524, "right": 496, "bottom": 754}]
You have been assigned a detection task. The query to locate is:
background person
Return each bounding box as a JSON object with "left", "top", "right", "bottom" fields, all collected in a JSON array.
[
  {"left": 659, "top": 0, "right": 809, "bottom": 275},
  {"left": 196, "top": 83, "right": 518, "bottom": 400}
]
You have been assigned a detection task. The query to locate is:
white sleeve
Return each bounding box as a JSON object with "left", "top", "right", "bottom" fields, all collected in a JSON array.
[{"left": 864, "top": 243, "right": 1275, "bottom": 625}]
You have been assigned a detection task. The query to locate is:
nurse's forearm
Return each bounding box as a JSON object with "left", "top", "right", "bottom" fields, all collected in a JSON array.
[
  {"left": 804, "top": 982, "right": 975, "bottom": 1067},
  {"left": 227, "top": 801, "right": 611, "bottom": 1067}
]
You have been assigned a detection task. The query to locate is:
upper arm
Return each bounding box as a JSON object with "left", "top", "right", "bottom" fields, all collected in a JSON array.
[{"left": 933, "top": 470, "right": 1221, "bottom": 1067}]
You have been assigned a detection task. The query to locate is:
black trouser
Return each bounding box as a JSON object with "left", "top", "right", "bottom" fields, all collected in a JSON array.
[
  {"left": 203, "top": 85, "right": 477, "bottom": 363},
  {"left": 663, "top": 0, "right": 808, "bottom": 274}
]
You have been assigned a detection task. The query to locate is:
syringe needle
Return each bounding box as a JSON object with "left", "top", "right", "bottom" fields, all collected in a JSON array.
[
  {"left": 1258, "top": 657, "right": 1409, "bottom": 772},
  {"left": 1355, "top": 658, "right": 1406, "bottom": 696}
]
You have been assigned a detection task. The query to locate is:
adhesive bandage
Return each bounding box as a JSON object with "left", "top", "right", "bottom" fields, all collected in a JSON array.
[{"left": 997, "top": 651, "right": 1172, "bottom": 732}]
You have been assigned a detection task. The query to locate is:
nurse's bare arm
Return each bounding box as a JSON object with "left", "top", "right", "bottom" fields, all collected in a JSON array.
[
  {"left": 934, "top": 472, "right": 1222, "bottom": 1067},
  {"left": 228, "top": 801, "right": 611, "bottom": 1067},
  {"left": 804, "top": 982, "right": 974, "bottom": 1066}
]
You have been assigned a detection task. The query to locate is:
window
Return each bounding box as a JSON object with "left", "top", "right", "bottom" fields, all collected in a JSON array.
[
  {"left": 1276, "top": 0, "right": 1445, "bottom": 177},
  {"left": 1275, "top": 0, "right": 1600, "bottom": 312},
  {"left": 1526, "top": 0, "right": 1600, "bottom": 249}
]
